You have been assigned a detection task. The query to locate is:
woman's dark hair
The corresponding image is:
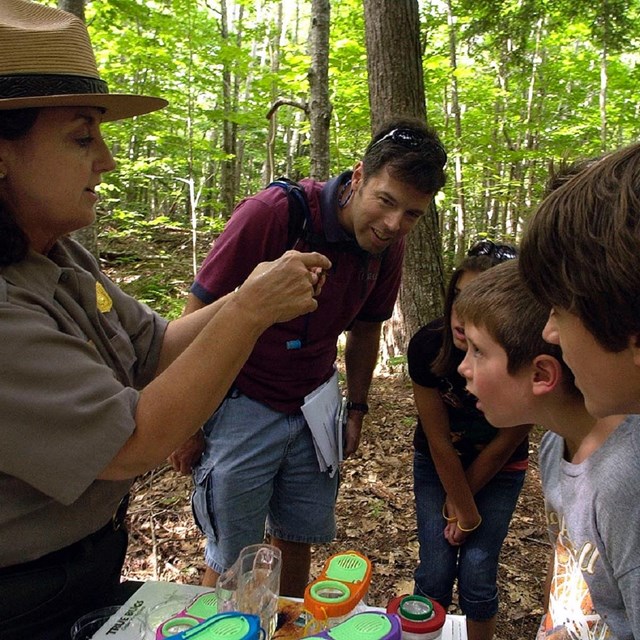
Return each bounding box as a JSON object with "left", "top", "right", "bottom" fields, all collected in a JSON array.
[
  {"left": 431, "top": 240, "right": 518, "bottom": 378},
  {"left": 0, "top": 108, "right": 39, "bottom": 266}
]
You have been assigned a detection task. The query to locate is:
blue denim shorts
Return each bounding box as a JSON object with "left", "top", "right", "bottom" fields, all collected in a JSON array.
[
  {"left": 191, "top": 390, "right": 339, "bottom": 574},
  {"left": 413, "top": 449, "right": 525, "bottom": 621}
]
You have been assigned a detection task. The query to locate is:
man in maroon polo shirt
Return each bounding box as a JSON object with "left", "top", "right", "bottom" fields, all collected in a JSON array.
[{"left": 170, "top": 117, "right": 447, "bottom": 596}]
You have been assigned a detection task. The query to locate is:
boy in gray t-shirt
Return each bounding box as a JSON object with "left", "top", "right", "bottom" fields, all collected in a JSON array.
[
  {"left": 454, "top": 260, "right": 640, "bottom": 640},
  {"left": 539, "top": 417, "right": 640, "bottom": 640}
]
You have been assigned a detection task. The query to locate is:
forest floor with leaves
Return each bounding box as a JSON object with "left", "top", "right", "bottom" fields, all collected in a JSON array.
[{"left": 102, "top": 226, "right": 549, "bottom": 640}]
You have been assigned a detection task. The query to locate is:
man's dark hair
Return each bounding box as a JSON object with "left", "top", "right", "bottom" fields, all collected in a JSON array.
[{"left": 362, "top": 116, "right": 447, "bottom": 195}]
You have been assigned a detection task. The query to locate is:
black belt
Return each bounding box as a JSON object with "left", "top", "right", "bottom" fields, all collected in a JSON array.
[
  {"left": 0, "top": 493, "right": 130, "bottom": 577},
  {"left": 112, "top": 492, "right": 130, "bottom": 531}
]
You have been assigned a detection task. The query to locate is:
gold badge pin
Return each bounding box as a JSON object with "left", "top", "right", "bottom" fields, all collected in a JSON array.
[{"left": 96, "top": 281, "right": 113, "bottom": 313}]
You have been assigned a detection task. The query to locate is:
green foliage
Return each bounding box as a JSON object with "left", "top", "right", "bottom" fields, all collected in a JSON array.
[
  {"left": 387, "top": 355, "right": 407, "bottom": 368},
  {"left": 79, "top": 0, "right": 640, "bottom": 275},
  {"left": 119, "top": 272, "right": 188, "bottom": 319}
]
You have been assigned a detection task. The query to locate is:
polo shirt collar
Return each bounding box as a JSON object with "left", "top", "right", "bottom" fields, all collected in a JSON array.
[{"left": 320, "top": 170, "right": 358, "bottom": 245}]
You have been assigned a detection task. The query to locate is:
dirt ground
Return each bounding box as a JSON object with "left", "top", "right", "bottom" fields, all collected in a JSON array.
[{"left": 102, "top": 228, "right": 549, "bottom": 640}]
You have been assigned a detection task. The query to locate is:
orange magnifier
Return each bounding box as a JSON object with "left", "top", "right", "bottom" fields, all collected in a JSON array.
[{"left": 303, "top": 551, "right": 372, "bottom": 624}]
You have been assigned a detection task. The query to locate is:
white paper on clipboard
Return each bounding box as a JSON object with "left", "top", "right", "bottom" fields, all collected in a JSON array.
[{"left": 301, "top": 369, "right": 342, "bottom": 477}]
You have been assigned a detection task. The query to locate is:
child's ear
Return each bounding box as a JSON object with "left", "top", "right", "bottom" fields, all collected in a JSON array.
[{"left": 531, "top": 355, "right": 562, "bottom": 396}]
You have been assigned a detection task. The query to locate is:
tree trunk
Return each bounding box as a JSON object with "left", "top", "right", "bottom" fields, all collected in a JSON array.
[
  {"left": 263, "top": 3, "right": 280, "bottom": 184},
  {"left": 363, "top": 0, "right": 445, "bottom": 363},
  {"left": 600, "top": 42, "right": 608, "bottom": 152},
  {"left": 446, "top": 0, "right": 466, "bottom": 265},
  {"left": 308, "top": 0, "right": 332, "bottom": 181},
  {"left": 220, "top": 0, "right": 237, "bottom": 214}
]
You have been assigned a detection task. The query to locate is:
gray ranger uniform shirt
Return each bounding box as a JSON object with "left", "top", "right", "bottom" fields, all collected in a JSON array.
[{"left": 0, "top": 237, "right": 167, "bottom": 567}]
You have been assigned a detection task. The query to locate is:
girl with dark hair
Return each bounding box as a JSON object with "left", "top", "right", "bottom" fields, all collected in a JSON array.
[{"left": 407, "top": 240, "right": 530, "bottom": 640}]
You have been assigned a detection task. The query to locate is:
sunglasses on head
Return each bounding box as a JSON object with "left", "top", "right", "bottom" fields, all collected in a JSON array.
[
  {"left": 369, "top": 127, "right": 448, "bottom": 168},
  {"left": 467, "top": 239, "right": 518, "bottom": 262}
]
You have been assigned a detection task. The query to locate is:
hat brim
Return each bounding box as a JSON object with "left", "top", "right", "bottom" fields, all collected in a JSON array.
[{"left": 0, "top": 93, "right": 167, "bottom": 122}]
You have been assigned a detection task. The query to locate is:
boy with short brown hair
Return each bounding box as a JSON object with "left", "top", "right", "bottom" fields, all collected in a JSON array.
[
  {"left": 454, "top": 260, "right": 640, "bottom": 640},
  {"left": 519, "top": 143, "right": 640, "bottom": 419}
]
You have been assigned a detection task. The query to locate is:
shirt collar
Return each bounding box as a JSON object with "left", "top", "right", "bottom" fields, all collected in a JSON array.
[
  {"left": 1, "top": 240, "right": 77, "bottom": 300},
  {"left": 320, "top": 170, "right": 366, "bottom": 252},
  {"left": 320, "top": 170, "right": 354, "bottom": 242}
]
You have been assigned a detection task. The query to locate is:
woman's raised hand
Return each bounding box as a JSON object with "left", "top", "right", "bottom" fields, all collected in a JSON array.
[{"left": 236, "top": 250, "right": 332, "bottom": 326}]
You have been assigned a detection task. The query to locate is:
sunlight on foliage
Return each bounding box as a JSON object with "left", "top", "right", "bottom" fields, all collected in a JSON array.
[{"left": 82, "top": 0, "right": 640, "bottom": 281}]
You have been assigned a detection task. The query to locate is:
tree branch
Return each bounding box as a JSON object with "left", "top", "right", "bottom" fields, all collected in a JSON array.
[{"left": 266, "top": 99, "right": 309, "bottom": 120}]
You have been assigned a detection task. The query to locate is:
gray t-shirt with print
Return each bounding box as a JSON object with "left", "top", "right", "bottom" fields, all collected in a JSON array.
[{"left": 539, "top": 415, "right": 640, "bottom": 639}]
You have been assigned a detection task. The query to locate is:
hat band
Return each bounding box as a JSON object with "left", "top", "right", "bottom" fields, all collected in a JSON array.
[{"left": 0, "top": 74, "right": 108, "bottom": 100}]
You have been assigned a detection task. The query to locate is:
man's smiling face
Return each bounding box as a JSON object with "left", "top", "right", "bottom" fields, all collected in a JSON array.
[{"left": 339, "top": 162, "right": 433, "bottom": 255}]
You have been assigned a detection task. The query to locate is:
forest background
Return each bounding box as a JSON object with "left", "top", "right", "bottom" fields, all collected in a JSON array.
[{"left": 46, "top": 0, "right": 640, "bottom": 327}]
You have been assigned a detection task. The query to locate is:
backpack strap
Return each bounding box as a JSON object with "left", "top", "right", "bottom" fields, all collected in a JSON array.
[{"left": 268, "top": 177, "right": 325, "bottom": 250}]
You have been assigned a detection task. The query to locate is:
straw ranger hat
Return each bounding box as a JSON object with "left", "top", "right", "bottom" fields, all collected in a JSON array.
[{"left": 0, "top": 0, "right": 167, "bottom": 121}]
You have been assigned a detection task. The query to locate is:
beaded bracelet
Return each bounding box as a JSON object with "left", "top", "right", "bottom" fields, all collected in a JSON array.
[
  {"left": 442, "top": 504, "right": 457, "bottom": 522},
  {"left": 456, "top": 516, "right": 483, "bottom": 533}
]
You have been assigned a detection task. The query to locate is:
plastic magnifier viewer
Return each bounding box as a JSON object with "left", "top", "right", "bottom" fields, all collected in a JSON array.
[
  {"left": 303, "top": 550, "right": 372, "bottom": 624},
  {"left": 300, "top": 611, "right": 402, "bottom": 640},
  {"left": 160, "top": 611, "right": 264, "bottom": 640}
]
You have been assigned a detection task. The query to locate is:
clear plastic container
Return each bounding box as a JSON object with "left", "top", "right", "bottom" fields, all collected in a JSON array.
[
  {"left": 216, "top": 543, "right": 281, "bottom": 639},
  {"left": 70, "top": 605, "right": 145, "bottom": 640}
]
